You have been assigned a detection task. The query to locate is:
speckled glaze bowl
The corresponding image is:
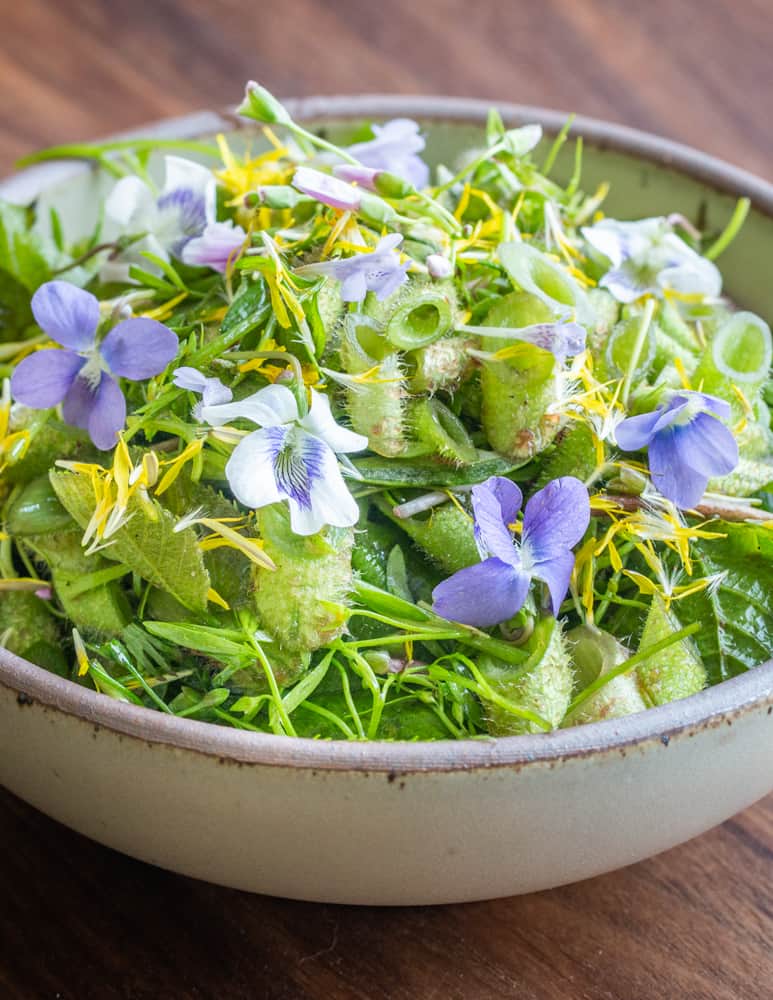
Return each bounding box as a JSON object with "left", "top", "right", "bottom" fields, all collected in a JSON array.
[{"left": 1, "top": 99, "right": 772, "bottom": 905}]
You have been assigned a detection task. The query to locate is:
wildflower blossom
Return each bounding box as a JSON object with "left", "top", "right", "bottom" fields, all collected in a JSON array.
[
  {"left": 615, "top": 390, "right": 739, "bottom": 508},
  {"left": 581, "top": 217, "right": 721, "bottom": 303},
  {"left": 432, "top": 476, "right": 590, "bottom": 627},
  {"left": 103, "top": 156, "right": 246, "bottom": 280},
  {"left": 11, "top": 282, "right": 178, "bottom": 449},
  {"left": 295, "top": 233, "right": 409, "bottom": 303},
  {"left": 182, "top": 375, "right": 368, "bottom": 535},
  {"left": 292, "top": 167, "right": 363, "bottom": 211},
  {"left": 346, "top": 119, "right": 429, "bottom": 189}
]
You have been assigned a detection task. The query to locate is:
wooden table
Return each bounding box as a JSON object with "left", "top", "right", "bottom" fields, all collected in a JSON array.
[{"left": 0, "top": 1, "right": 771, "bottom": 996}]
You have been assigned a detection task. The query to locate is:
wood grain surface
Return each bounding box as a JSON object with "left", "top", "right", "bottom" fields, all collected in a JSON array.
[{"left": 0, "top": 1, "right": 771, "bottom": 997}]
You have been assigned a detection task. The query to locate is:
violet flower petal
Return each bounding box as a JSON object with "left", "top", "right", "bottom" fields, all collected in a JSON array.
[
  {"left": 347, "top": 119, "right": 429, "bottom": 189},
  {"left": 31, "top": 281, "right": 100, "bottom": 350},
  {"left": 615, "top": 408, "right": 664, "bottom": 451},
  {"left": 61, "top": 374, "right": 97, "bottom": 431},
  {"left": 531, "top": 549, "right": 577, "bottom": 616},
  {"left": 11, "top": 349, "right": 85, "bottom": 408},
  {"left": 648, "top": 428, "right": 707, "bottom": 508},
  {"left": 431, "top": 558, "right": 529, "bottom": 628},
  {"left": 100, "top": 318, "right": 179, "bottom": 379},
  {"left": 332, "top": 164, "right": 379, "bottom": 190},
  {"left": 522, "top": 477, "right": 590, "bottom": 559},
  {"left": 471, "top": 477, "right": 522, "bottom": 563},
  {"left": 181, "top": 221, "right": 247, "bottom": 272},
  {"left": 87, "top": 373, "right": 128, "bottom": 451},
  {"left": 292, "top": 167, "right": 362, "bottom": 211},
  {"left": 678, "top": 411, "right": 739, "bottom": 478}
]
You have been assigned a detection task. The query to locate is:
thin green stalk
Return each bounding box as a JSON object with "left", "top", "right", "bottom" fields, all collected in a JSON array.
[
  {"left": 621, "top": 297, "right": 657, "bottom": 407},
  {"left": 705, "top": 197, "right": 751, "bottom": 261},
  {"left": 566, "top": 622, "right": 700, "bottom": 716}
]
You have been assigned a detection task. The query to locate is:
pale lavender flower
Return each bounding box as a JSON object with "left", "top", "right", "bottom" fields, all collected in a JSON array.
[
  {"left": 432, "top": 476, "right": 590, "bottom": 627},
  {"left": 292, "top": 166, "right": 363, "bottom": 211},
  {"left": 581, "top": 217, "right": 721, "bottom": 303},
  {"left": 346, "top": 119, "right": 429, "bottom": 189},
  {"left": 481, "top": 321, "right": 586, "bottom": 360},
  {"left": 295, "top": 233, "right": 409, "bottom": 303},
  {"left": 615, "top": 390, "right": 738, "bottom": 508},
  {"left": 11, "top": 281, "right": 178, "bottom": 450},
  {"left": 190, "top": 380, "right": 368, "bottom": 535},
  {"left": 182, "top": 221, "right": 246, "bottom": 272},
  {"left": 332, "top": 164, "right": 380, "bottom": 191}
]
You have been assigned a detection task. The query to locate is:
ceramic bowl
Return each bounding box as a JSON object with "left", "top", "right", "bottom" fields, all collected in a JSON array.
[{"left": 1, "top": 98, "right": 772, "bottom": 905}]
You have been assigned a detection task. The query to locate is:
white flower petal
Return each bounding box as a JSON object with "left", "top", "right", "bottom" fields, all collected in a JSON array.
[
  {"left": 287, "top": 437, "right": 359, "bottom": 535},
  {"left": 200, "top": 383, "right": 299, "bottom": 428},
  {"left": 224, "top": 429, "right": 284, "bottom": 509},
  {"left": 300, "top": 390, "right": 368, "bottom": 454},
  {"left": 163, "top": 156, "right": 217, "bottom": 221},
  {"left": 105, "top": 176, "right": 157, "bottom": 229}
]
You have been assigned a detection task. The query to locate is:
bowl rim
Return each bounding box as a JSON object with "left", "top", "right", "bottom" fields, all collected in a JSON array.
[{"left": 2, "top": 95, "right": 772, "bottom": 773}]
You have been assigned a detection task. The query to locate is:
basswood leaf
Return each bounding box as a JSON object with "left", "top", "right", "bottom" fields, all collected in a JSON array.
[
  {"left": 50, "top": 470, "right": 210, "bottom": 612},
  {"left": 676, "top": 522, "right": 773, "bottom": 683}
]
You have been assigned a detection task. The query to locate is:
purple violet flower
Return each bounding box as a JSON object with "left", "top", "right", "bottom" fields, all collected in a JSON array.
[
  {"left": 615, "top": 390, "right": 739, "bottom": 508},
  {"left": 332, "top": 164, "right": 380, "bottom": 191},
  {"left": 480, "top": 321, "right": 586, "bottom": 361},
  {"left": 182, "top": 221, "right": 246, "bottom": 273},
  {"left": 11, "top": 281, "right": 178, "bottom": 450},
  {"left": 292, "top": 166, "right": 363, "bottom": 211},
  {"left": 346, "top": 119, "right": 430, "bottom": 189},
  {"left": 295, "top": 233, "right": 410, "bottom": 303},
  {"left": 432, "top": 476, "right": 590, "bottom": 628}
]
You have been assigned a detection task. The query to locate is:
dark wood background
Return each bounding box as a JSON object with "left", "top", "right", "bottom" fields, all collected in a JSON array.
[{"left": 1, "top": 1, "right": 772, "bottom": 996}]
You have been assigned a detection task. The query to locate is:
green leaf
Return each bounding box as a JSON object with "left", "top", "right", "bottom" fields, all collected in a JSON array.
[
  {"left": 352, "top": 451, "right": 522, "bottom": 488},
  {"left": 50, "top": 470, "right": 210, "bottom": 612},
  {"left": 220, "top": 276, "right": 272, "bottom": 339},
  {"left": 677, "top": 523, "right": 773, "bottom": 683},
  {"left": 0, "top": 200, "right": 52, "bottom": 292}
]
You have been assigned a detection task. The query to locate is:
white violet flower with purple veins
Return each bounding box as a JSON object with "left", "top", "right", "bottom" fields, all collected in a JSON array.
[
  {"left": 179, "top": 374, "right": 368, "bottom": 535},
  {"left": 11, "top": 281, "right": 178, "bottom": 449},
  {"left": 172, "top": 366, "right": 233, "bottom": 419},
  {"left": 581, "top": 216, "right": 722, "bottom": 303},
  {"left": 295, "top": 233, "right": 410, "bottom": 303},
  {"left": 103, "top": 155, "right": 246, "bottom": 280}
]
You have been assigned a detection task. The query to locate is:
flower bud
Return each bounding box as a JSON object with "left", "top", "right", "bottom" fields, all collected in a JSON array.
[
  {"left": 236, "top": 81, "right": 292, "bottom": 126},
  {"left": 426, "top": 253, "right": 453, "bottom": 280}
]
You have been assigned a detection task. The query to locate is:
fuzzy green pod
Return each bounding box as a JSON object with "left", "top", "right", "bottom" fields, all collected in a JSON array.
[
  {"left": 563, "top": 624, "right": 646, "bottom": 725},
  {"left": 409, "top": 397, "right": 477, "bottom": 466},
  {"left": 5, "top": 475, "right": 75, "bottom": 536},
  {"left": 480, "top": 291, "right": 561, "bottom": 460},
  {"left": 736, "top": 411, "right": 773, "bottom": 460},
  {"left": 693, "top": 311, "right": 773, "bottom": 418},
  {"left": 339, "top": 313, "right": 408, "bottom": 457},
  {"left": 252, "top": 503, "right": 353, "bottom": 660},
  {"left": 479, "top": 617, "right": 574, "bottom": 735},
  {"left": 24, "top": 532, "right": 130, "bottom": 638},
  {"left": 535, "top": 422, "right": 597, "bottom": 489},
  {"left": 407, "top": 335, "right": 475, "bottom": 394},
  {"left": 598, "top": 316, "right": 657, "bottom": 383},
  {"left": 657, "top": 298, "right": 700, "bottom": 354},
  {"left": 586, "top": 287, "right": 620, "bottom": 354},
  {"left": 0, "top": 590, "right": 61, "bottom": 662},
  {"left": 376, "top": 497, "right": 479, "bottom": 575},
  {"left": 709, "top": 457, "right": 773, "bottom": 496},
  {"left": 636, "top": 595, "right": 707, "bottom": 706},
  {"left": 363, "top": 277, "right": 457, "bottom": 350}
]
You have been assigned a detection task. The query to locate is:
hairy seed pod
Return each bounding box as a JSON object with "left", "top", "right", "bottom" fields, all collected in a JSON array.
[
  {"left": 636, "top": 595, "right": 707, "bottom": 706},
  {"left": 479, "top": 618, "right": 574, "bottom": 735},
  {"left": 253, "top": 503, "right": 354, "bottom": 660},
  {"left": 339, "top": 313, "right": 408, "bottom": 457}
]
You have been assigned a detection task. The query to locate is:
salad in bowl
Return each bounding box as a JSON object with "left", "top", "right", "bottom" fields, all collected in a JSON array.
[{"left": 1, "top": 81, "right": 771, "bottom": 743}]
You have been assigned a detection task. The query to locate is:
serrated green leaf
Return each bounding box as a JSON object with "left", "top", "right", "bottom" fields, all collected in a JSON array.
[
  {"left": 677, "top": 523, "right": 773, "bottom": 683},
  {"left": 50, "top": 470, "right": 210, "bottom": 612},
  {"left": 220, "top": 276, "right": 272, "bottom": 338}
]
